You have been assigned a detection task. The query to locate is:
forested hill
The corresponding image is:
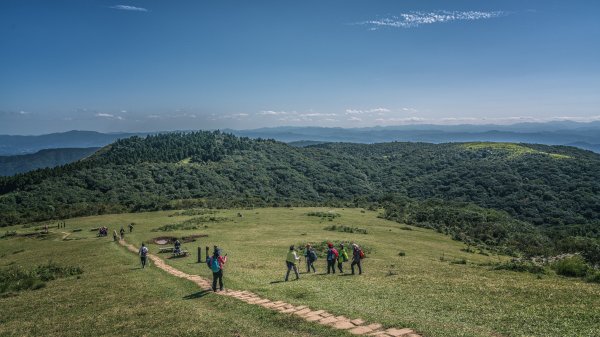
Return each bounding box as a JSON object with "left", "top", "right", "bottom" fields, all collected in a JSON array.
[{"left": 1, "top": 131, "right": 599, "bottom": 232}]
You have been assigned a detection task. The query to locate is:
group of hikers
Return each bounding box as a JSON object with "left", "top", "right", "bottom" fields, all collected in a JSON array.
[
  {"left": 134, "top": 235, "right": 364, "bottom": 291},
  {"left": 109, "top": 223, "right": 135, "bottom": 241},
  {"left": 97, "top": 226, "right": 109, "bottom": 237},
  {"left": 286, "top": 242, "right": 364, "bottom": 281}
]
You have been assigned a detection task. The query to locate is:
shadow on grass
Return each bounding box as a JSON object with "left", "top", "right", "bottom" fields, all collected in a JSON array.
[{"left": 183, "top": 290, "right": 212, "bottom": 300}]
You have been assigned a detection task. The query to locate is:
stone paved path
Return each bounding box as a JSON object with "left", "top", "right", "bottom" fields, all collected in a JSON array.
[{"left": 120, "top": 239, "right": 421, "bottom": 337}]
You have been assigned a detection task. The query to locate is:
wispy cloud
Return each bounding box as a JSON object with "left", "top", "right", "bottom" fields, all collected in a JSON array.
[
  {"left": 95, "top": 113, "right": 124, "bottom": 120},
  {"left": 110, "top": 5, "right": 148, "bottom": 12},
  {"left": 358, "top": 10, "right": 506, "bottom": 30},
  {"left": 259, "top": 110, "right": 293, "bottom": 116},
  {"left": 345, "top": 107, "right": 391, "bottom": 115}
]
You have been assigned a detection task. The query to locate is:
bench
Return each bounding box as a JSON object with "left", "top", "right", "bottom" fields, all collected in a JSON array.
[
  {"left": 158, "top": 247, "right": 175, "bottom": 253},
  {"left": 171, "top": 250, "right": 189, "bottom": 258}
]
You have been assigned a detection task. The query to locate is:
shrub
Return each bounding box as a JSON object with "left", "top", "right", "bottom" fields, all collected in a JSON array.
[
  {"left": 0, "top": 262, "right": 83, "bottom": 295},
  {"left": 399, "top": 226, "right": 413, "bottom": 231},
  {"left": 323, "top": 225, "right": 367, "bottom": 235},
  {"left": 585, "top": 270, "right": 600, "bottom": 284},
  {"left": 398, "top": 251, "right": 406, "bottom": 257},
  {"left": 552, "top": 256, "right": 589, "bottom": 277},
  {"left": 492, "top": 261, "right": 548, "bottom": 274},
  {"left": 307, "top": 211, "right": 341, "bottom": 219}
]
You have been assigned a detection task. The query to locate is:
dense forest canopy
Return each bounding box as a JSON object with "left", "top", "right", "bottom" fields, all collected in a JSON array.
[{"left": 1, "top": 131, "right": 599, "bottom": 260}]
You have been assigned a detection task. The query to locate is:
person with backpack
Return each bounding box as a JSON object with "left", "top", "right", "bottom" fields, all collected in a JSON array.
[
  {"left": 174, "top": 239, "right": 181, "bottom": 254},
  {"left": 119, "top": 227, "right": 125, "bottom": 240},
  {"left": 128, "top": 223, "right": 134, "bottom": 233},
  {"left": 285, "top": 245, "right": 300, "bottom": 281},
  {"left": 337, "top": 243, "right": 349, "bottom": 273},
  {"left": 113, "top": 230, "right": 118, "bottom": 242},
  {"left": 351, "top": 243, "right": 363, "bottom": 275},
  {"left": 326, "top": 243, "right": 339, "bottom": 274},
  {"left": 304, "top": 244, "right": 317, "bottom": 273},
  {"left": 206, "top": 246, "right": 227, "bottom": 292},
  {"left": 139, "top": 243, "right": 149, "bottom": 268}
]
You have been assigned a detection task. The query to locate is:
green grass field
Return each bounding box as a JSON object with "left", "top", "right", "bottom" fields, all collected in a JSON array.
[{"left": 1, "top": 208, "right": 599, "bottom": 337}]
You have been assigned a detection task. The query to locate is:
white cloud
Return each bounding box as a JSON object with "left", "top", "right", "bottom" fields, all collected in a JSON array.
[
  {"left": 358, "top": 10, "right": 506, "bottom": 30},
  {"left": 345, "top": 107, "right": 390, "bottom": 114},
  {"left": 259, "top": 110, "right": 293, "bottom": 116},
  {"left": 18, "top": 110, "right": 30, "bottom": 115},
  {"left": 348, "top": 116, "right": 362, "bottom": 121},
  {"left": 95, "top": 113, "right": 114, "bottom": 118},
  {"left": 110, "top": 5, "right": 148, "bottom": 12},
  {"left": 95, "top": 112, "right": 124, "bottom": 120}
]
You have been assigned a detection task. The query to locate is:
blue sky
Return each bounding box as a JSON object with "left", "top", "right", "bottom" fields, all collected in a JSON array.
[{"left": 1, "top": 0, "right": 599, "bottom": 134}]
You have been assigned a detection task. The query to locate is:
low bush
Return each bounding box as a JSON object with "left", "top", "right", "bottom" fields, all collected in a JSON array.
[
  {"left": 0, "top": 262, "right": 83, "bottom": 295},
  {"left": 492, "top": 261, "right": 548, "bottom": 274},
  {"left": 552, "top": 256, "right": 589, "bottom": 277},
  {"left": 323, "top": 225, "right": 367, "bottom": 234}
]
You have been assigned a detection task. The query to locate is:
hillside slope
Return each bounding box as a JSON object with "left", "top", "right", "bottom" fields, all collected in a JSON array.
[
  {"left": 0, "top": 147, "right": 99, "bottom": 176},
  {"left": 0, "top": 131, "right": 599, "bottom": 232}
]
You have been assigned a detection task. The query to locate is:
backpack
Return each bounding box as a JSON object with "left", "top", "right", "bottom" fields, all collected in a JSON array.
[
  {"left": 210, "top": 257, "right": 221, "bottom": 272},
  {"left": 309, "top": 250, "right": 318, "bottom": 261},
  {"left": 341, "top": 250, "right": 349, "bottom": 262},
  {"left": 359, "top": 249, "right": 365, "bottom": 259},
  {"left": 140, "top": 247, "right": 148, "bottom": 257},
  {"left": 332, "top": 248, "right": 339, "bottom": 259}
]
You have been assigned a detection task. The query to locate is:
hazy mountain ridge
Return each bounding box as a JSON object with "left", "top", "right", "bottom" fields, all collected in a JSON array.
[{"left": 0, "top": 147, "right": 100, "bottom": 176}]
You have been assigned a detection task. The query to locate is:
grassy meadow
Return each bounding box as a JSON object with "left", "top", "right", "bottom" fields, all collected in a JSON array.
[{"left": 1, "top": 207, "right": 599, "bottom": 337}]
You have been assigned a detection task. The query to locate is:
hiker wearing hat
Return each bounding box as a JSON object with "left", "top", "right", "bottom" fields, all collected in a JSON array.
[
  {"left": 326, "top": 242, "right": 339, "bottom": 274},
  {"left": 337, "top": 243, "right": 349, "bottom": 273},
  {"left": 304, "top": 243, "right": 317, "bottom": 273},
  {"left": 206, "top": 246, "right": 228, "bottom": 291},
  {"left": 285, "top": 245, "right": 300, "bottom": 281},
  {"left": 351, "top": 243, "right": 363, "bottom": 275}
]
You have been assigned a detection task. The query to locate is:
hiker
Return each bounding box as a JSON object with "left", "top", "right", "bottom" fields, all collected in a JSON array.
[
  {"left": 128, "top": 223, "right": 134, "bottom": 233},
  {"left": 139, "top": 243, "right": 149, "bottom": 268},
  {"left": 285, "top": 245, "right": 300, "bottom": 281},
  {"left": 206, "top": 246, "right": 227, "bottom": 292},
  {"left": 43, "top": 224, "right": 48, "bottom": 234},
  {"left": 174, "top": 239, "right": 181, "bottom": 254},
  {"left": 338, "top": 243, "right": 349, "bottom": 273},
  {"left": 351, "top": 243, "right": 363, "bottom": 275},
  {"left": 326, "top": 243, "right": 339, "bottom": 274},
  {"left": 304, "top": 244, "right": 317, "bottom": 273},
  {"left": 113, "top": 230, "right": 118, "bottom": 242},
  {"left": 119, "top": 227, "right": 125, "bottom": 240}
]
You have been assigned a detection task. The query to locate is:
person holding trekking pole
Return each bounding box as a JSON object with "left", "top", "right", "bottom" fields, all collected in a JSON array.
[
  {"left": 285, "top": 245, "right": 300, "bottom": 281},
  {"left": 351, "top": 243, "right": 364, "bottom": 275},
  {"left": 338, "top": 243, "right": 349, "bottom": 273},
  {"left": 206, "top": 246, "right": 227, "bottom": 292},
  {"left": 139, "top": 243, "right": 149, "bottom": 269}
]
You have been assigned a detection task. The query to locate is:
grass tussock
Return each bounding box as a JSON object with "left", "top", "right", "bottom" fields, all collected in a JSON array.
[{"left": 0, "top": 262, "right": 83, "bottom": 296}]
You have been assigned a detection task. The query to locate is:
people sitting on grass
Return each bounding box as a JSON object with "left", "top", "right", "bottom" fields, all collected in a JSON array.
[
  {"left": 338, "top": 243, "right": 348, "bottom": 273},
  {"left": 326, "top": 242, "right": 339, "bottom": 274},
  {"left": 304, "top": 243, "right": 317, "bottom": 273},
  {"left": 98, "top": 226, "right": 108, "bottom": 237},
  {"left": 206, "top": 246, "right": 227, "bottom": 292},
  {"left": 174, "top": 239, "right": 181, "bottom": 254},
  {"left": 351, "top": 243, "right": 364, "bottom": 275},
  {"left": 285, "top": 245, "right": 300, "bottom": 281},
  {"left": 139, "top": 243, "right": 149, "bottom": 269}
]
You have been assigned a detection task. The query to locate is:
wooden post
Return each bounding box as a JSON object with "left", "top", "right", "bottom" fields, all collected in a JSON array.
[
  {"left": 197, "top": 246, "right": 202, "bottom": 263},
  {"left": 205, "top": 246, "right": 209, "bottom": 259}
]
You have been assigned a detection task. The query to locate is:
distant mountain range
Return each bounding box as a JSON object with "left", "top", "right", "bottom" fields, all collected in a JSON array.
[
  {"left": 0, "top": 130, "right": 145, "bottom": 156},
  {"left": 0, "top": 121, "right": 599, "bottom": 175},
  {"left": 0, "top": 147, "right": 100, "bottom": 176}
]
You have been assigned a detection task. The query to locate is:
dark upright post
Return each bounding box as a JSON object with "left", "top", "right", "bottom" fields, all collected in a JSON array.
[{"left": 197, "top": 246, "right": 202, "bottom": 263}]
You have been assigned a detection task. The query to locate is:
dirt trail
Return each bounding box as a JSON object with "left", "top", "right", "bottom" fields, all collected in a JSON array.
[{"left": 119, "top": 239, "right": 421, "bottom": 337}]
